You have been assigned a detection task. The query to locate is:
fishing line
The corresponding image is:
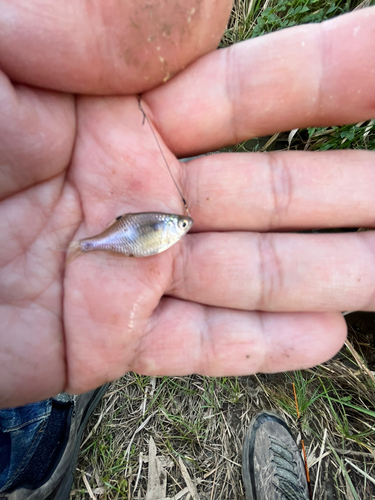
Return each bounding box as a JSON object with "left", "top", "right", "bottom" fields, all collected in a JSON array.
[{"left": 138, "top": 97, "right": 191, "bottom": 217}]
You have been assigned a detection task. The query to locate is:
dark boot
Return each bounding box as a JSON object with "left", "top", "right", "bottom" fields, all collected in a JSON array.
[{"left": 242, "top": 412, "right": 310, "bottom": 500}]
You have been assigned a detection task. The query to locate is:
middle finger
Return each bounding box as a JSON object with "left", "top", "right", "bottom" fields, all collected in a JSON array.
[{"left": 183, "top": 149, "right": 375, "bottom": 231}]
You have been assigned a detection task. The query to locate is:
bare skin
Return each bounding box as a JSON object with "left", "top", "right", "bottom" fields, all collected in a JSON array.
[{"left": 0, "top": 2, "right": 374, "bottom": 408}]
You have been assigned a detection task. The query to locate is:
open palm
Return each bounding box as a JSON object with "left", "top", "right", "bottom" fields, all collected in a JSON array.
[{"left": 1, "top": 2, "right": 375, "bottom": 408}]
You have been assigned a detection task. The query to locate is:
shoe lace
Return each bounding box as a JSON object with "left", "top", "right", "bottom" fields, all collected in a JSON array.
[{"left": 269, "top": 436, "right": 308, "bottom": 500}]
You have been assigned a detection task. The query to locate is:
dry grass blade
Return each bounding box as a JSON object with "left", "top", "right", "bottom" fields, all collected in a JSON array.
[
  {"left": 178, "top": 457, "right": 199, "bottom": 500},
  {"left": 82, "top": 472, "right": 97, "bottom": 500},
  {"left": 354, "top": 0, "right": 372, "bottom": 9},
  {"left": 329, "top": 447, "right": 360, "bottom": 500},
  {"left": 132, "top": 452, "right": 143, "bottom": 496},
  {"left": 312, "top": 428, "right": 328, "bottom": 500},
  {"left": 288, "top": 129, "right": 299, "bottom": 149},
  {"left": 145, "top": 437, "right": 167, "bottom": 500},
  {"left": 124, "top": 410, "right": 158, "bottom": 476},
  {"left": 344, "top": 459, "right": 375, "bottom": 486},
  {"left": 260, "top": 132, "right": 280, "bottom": 151},
  {"left": 345, "top": 340, "right": 375, "bottom": 383}
]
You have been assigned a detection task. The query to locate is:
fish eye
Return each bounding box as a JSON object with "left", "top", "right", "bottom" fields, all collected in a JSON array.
[{"left": 179, "top": 219, "right": 188, "bottom": 229}]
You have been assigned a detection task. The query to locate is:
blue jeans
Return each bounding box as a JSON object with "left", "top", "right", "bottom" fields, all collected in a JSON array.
[{"left": 0, "top": 399, "right": 52, "bottom": 492}]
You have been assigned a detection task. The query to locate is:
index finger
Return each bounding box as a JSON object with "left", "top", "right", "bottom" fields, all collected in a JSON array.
[{"left": 145, "top": 7, "right": 375, "bottom": 156}]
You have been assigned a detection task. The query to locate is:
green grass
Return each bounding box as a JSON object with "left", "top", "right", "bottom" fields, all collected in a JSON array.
[
  {"left": 221, "top": 0, "right": 372, "bottom": 46},
  {"left": 306, "top": 122, "right": 375, "bottom": 150}
]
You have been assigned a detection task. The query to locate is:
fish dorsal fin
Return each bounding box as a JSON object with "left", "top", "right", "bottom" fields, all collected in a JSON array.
[{"left": 105, "top": 214, "right": 125, "bottom": 229}]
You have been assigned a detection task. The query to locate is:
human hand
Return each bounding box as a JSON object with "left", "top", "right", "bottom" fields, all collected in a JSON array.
[
  {"left": 1, "top": 4, "right": 374, "bottom": 408},
  {"left": 0, "top": 0, "right": 232, "bottom": 407}
]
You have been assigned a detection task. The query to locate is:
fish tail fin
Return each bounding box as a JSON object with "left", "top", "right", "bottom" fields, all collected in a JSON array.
[{"left": 66, "top": 240, "right": 82, "bottom": 265}]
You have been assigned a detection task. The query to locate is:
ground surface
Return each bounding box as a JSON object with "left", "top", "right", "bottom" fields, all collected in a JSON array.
[{"left": 72, "top": 311, "right": 375, "bottom": 499}]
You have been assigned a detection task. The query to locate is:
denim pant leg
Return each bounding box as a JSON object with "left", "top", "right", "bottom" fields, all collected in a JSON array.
[{"left": 0, "top": 399, "right": 52, "bottom": 492}]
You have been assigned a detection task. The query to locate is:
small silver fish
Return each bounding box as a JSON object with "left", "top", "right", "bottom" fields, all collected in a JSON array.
[{"left": 67, "top": 212, "right": 193, "bottom": 262}]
